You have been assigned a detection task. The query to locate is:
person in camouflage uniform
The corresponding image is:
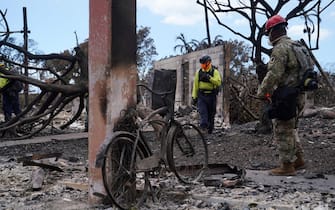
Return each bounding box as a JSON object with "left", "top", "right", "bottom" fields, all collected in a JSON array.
[{"left": 257, "top": 15, "right": 306, "bottom": 176}]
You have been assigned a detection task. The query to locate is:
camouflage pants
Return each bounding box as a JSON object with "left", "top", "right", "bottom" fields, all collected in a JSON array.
[{"left": 273, "top": 93, "right": 305, "bottom": 163}]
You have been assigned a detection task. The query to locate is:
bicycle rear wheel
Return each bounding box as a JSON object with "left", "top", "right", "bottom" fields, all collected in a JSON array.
[
  {"left": 102, "top": 134, "right": 149, "bottom": 210},
  {"left": 166, "top": 123, "right": 208, "bottom": 184}
]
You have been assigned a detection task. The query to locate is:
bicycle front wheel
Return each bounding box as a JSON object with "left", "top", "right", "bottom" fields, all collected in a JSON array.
[
  {"left": 166, "top": 123, "right": 208, "bottom": 184},
  {"left": 102, "top": 134, "right": 149, "bottom": 210}
]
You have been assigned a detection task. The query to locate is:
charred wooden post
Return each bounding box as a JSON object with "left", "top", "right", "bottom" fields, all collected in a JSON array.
[
  {"left": 22, "top": 7, "right": 30, "bottom": 106},
  {"left": 88, "top": 0, "right": 137, "bottom": 204},
  {"left": 223, "top": 43, "right": 231, "bottom": 128}
]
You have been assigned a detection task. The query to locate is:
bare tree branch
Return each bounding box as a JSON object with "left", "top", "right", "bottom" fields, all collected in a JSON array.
[
  {"left": 197, "top": 0, "right": 328, "bottom": 62},
  {"left": 0, "top": 9, "right": 88, "bottom": 140}
]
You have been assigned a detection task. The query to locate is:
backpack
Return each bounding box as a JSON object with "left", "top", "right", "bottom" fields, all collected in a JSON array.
[
  {"left": 291, "top": 40, "right": 318, "bottom": 91},
  {"left": 198, "top": 66, "right": 223, "bottom": 94}
]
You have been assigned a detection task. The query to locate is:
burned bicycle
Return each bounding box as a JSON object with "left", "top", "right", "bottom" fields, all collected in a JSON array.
[{"left": 96, "top": 70, "right": 208, "bottom": 209}]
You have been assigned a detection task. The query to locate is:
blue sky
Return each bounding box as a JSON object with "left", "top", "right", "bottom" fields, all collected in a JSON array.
[
  {"left": 137, "top": 0, "right": 335, "bottom": 70},
  {"left": 1, "top": 0, "right": 334, "bottom": 70},
  {"left": 0, "top": 0, "right": 88, "bottom": 53}
]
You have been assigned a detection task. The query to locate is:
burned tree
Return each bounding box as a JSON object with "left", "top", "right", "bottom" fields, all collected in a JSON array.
[
  {"left": 196, "top": 0, "right": 334, "bottom": 131},
  {"left": 0, "top": 10, "right": 88, "bottom": 139},
  {"left": 197, "top": 0, "right": 331, "bottom": 66}
]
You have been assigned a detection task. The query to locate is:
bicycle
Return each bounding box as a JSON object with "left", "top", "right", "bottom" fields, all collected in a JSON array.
[{"left": 100, "top": 84, "right": 208, "bottom": 210}]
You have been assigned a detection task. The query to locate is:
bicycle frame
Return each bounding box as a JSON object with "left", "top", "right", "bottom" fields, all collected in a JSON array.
[
  {"left": 133, "top": 106, "right": 172, "bottom": 171},
  {"left": 98, "top": 83, "right": 208, "bottom": 209}
]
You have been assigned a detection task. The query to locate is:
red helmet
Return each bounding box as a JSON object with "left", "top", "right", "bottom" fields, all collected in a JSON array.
[{"left": 265, "top": 15, "right": 287, "bottom": 35}]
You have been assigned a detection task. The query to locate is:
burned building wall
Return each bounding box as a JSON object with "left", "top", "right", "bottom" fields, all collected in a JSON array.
[{"left": 154, "top": 45, "right": 225, "bottom": 117}]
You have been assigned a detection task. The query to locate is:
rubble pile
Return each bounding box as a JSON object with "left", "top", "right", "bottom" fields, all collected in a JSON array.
[
  {"left": 0, "top": 110, "right": 334, "bottom": 209},
  {"left": 0, "top": 155, "right": 89, "bottom": 209},
  {"left": 0, "top": 153, "right": 334, "bottom": 209}
]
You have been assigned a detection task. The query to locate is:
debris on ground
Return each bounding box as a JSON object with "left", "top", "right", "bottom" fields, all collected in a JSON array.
[{"left": 0, "top": 111, "right": 334, "bottom": 209}]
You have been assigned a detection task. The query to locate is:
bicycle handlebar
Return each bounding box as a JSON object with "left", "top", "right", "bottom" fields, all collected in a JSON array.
[
  {"left": 137, "top": 83, "right": 175, "bottom": 120},
  {"left": 137, "top": 84, "right": 175, "bottom": 97}
]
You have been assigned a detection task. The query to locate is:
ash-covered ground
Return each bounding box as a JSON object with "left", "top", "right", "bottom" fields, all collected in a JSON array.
[{"left": 0, "top": 112, "right": 334, "bottom": 209}]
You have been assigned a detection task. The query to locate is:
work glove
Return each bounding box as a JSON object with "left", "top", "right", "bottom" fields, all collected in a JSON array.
[
  {"left": 191, "top": 98, "right": 198, "bottom": 106},
  {"left": 264, "top": 93, "right": 272, "bottom": 103},
  {"left": 199, "top": 71, "right": 211, "bottom": 82}
]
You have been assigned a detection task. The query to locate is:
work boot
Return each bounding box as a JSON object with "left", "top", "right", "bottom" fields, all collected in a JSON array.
[
  {"left": 269, "top": 162, "right": 296, "bottom": 176},
  {"left": 294, "top": 153, "right": 306, "bottom": 170}
]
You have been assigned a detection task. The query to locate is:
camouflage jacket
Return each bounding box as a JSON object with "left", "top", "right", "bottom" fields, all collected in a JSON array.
[{"left": 257, "top": 36, "right": 301, "bottom": 98}]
